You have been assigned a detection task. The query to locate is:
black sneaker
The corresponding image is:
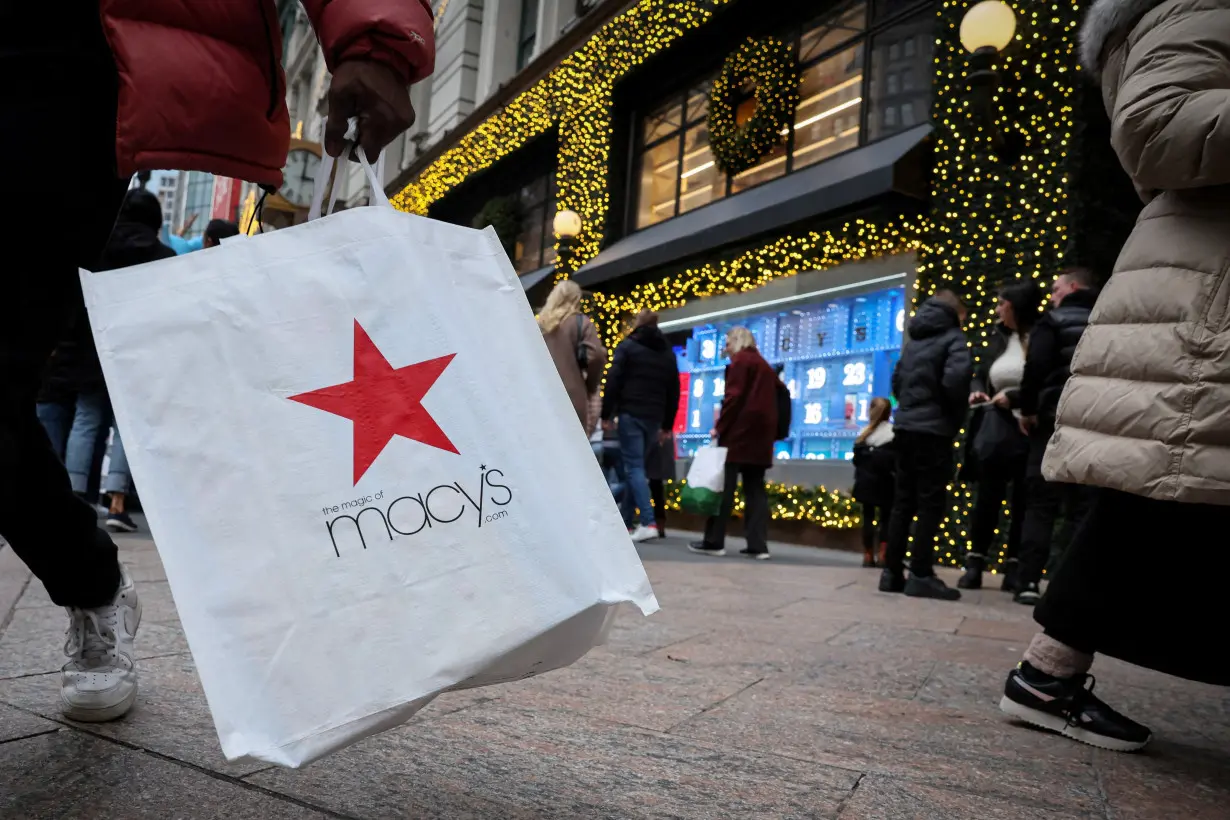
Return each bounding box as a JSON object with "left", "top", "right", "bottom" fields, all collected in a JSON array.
[
  {"left": 104, "top": 512, "right": 139, "bottom": 533},
  {"left": 1001, "top": 662, "right": 1151, "bottom": 752},
  {"left": 905, "top": 574, "right": 961, "bottom": 601},
  {"left": 688, "top": 542, "right": 726, "bottom": 557},
  {"left": 738, "top": 548, "right": 771, "bottom": 561},
  {"left": 878, "top": 568, "right": 905, "bottom": 593},
  {"left": 957, "top": 553, "right": 985, "bottom": 589},
  {"left": 1001, "top": 559, "right": 1022, "bottom": 592},
  {"left": 1014, "top": 582, "right": 1041, "bottom": 605}
]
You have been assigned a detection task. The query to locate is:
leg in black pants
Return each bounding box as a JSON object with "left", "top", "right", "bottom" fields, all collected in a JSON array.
[
  {"left": 884, "top": 432, "right": 955, "bottom": 581},
  {"left": 649, "top": 479, "right": 666, "bottom": 537},
  {"left": 0, "top": 13, "right": 128, "bottom": 607},
  {"left": 703, "top": 464, "right": 769, "bottom": 556},
  {"left": 861, "top": 502, "right": 889, "bottom": 566}
]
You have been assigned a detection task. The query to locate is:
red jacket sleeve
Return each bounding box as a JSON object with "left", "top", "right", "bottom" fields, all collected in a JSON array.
[{"left": 301, "top": 0, "right": 436, "bottom": 85}]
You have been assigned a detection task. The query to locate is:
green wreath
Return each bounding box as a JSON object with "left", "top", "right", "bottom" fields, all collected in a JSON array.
[{"left": 708, "top": 37, "right": 801, "bottom": 177}]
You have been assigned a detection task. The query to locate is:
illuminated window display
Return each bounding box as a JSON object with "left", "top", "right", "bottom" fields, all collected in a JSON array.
[{"left": 674, "top": 286, "right": 905, "bottom": 462}]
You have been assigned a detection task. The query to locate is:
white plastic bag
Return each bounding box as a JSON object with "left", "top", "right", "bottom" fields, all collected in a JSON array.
[
  {"left": 80, "top": 150, "right": 657, "bottom": 768},
  {"left": 680, "top": 445, "right": 728, "bottom": 516}
]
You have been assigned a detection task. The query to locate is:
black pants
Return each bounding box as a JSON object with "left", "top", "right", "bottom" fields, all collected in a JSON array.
[
  {"left": 969, "top": 455, "right": 1027, "bottom": 562},
  {"left": 861, "top": 502, "right": 890, "bottom": 552},
  {"left": 649, "top": 479, "right": 666, "bottom": 532},
  {"left": 885, "top": 431, "right": 953, "bottom": 577},
  {"left": 703, "top": 463, "right": 769, "bottom": 554},
  {"left": 1036, "top": 488, "right": 1230, "bottom": 685},
  {"left": 0, "top": 12, "right": 129, "bottom": 606},
  {"left": 1019, "top": 476, "right": 1093, "bottom": 586}
]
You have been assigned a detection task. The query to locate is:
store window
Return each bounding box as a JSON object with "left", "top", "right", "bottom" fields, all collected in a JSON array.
[
  {"left": 632, "top": 0, "right": 933, "bottom": 230},
  {"left": 517, "top": 0, "right": 539, "bottom": 70},
  {"left": 672, "top": 285, "right": 907, "bottom": 461},
  {"left": 513, "top": 172, "right": 558, "bottom": 274}
]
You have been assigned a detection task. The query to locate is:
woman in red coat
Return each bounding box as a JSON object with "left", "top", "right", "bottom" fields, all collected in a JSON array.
[{"left": 690, "top": 328, "right": 778, "bottom": 559}]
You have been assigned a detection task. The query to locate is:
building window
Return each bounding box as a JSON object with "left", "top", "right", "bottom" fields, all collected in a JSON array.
[
  {"left": 867, "top": 11, "right": 934, "bottom": 141},
  {"left": 513, "top": 172, "right": 557, "bottom": 274},
  {"left": 631, "top": 0, "right": 933, "bottom": 230},
  {"left": 181, "top": 171, "right": 214, "bottom": 239},
  {"left": 517, "top": 0, "right": 539, "bottom": 70}
]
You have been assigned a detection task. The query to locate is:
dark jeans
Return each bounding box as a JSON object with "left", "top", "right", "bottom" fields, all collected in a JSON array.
[
  {"left": 703, "top": 464, "right": 769, "bottom": 553},
  {"left": 885, "top": 431, "right": 954, "bottom": 577},
  {"left": 969, "top": 455, "right": 1027, "bottom": 562},
  {"left": 861, "top": 502, "right": 891, "bottom": 552},
  {"left": 617, "top": 414, "right": 657, "bottom": 527},
  {"left": 0, "top": 12, "right": 128, "bottom": 607},
  {"left": 36, "top": 400, "right": 76, "bottom": 462}
]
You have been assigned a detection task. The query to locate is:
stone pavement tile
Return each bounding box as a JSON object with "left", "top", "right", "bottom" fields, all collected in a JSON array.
[
  {"left": 1098, "top": 682, "right": 1230, "bottom": 750},
  {"left": 776, "top": 648, "right": 938, "bottom": 701},
  {"left": 592, "top": 604, "right": 711, "bottom": 656},
  {"left": 914, "top": 661, "right": 1007, "bottom": 712},
  {"left": 955, "top": 617, "right": 1039, "bottom": 644},
  {"left": 0, "top": 730, "right": 333, "bottom": 819},
  {"left": 497, "top": 651, "right": 763, "bottom": 732},
  {"left": 0, "top": 655, "right": 266, "bottom": 778},
  {"left": 249, "top": 703, "right": 860, "bottom": 819},
  {"left": 1094, "top": 741, "right": 1230, "bottom": 820},
  {"left": 647, "top": 619, "right": 856, "bottom": 670},
  {"left": 0, "top": 605, "right": 188, "bottom": 679},
  {"left": 772, "top": 598, "right": 966, "bottom": 635},
  {"left": 0, "top": 703, "right": 58, "bottom": 743},
  {"left": 672, "top": 681, "right": 1103, "bottom": 812},
  {"left": 827, "top": 622, "right": 1027, "bottom": 669},
  {"left": 837, "top": 775, "right": 1101, "bottom": 819},
  {"left": 0, "top": 543, "right": 33, "bottom": 631}
]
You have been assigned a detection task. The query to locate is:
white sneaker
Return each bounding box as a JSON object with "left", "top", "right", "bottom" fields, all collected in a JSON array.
[
  {"left": 629, "top": 524, "right": 658, "bottom": 543},
  {"left": 61, "top": 564, "right": 141, "bottom": 722}
]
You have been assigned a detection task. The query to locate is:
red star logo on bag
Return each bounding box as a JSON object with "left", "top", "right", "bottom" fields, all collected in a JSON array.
[{"left": 289, "top": 320, "right": 458, "bottom": 484}]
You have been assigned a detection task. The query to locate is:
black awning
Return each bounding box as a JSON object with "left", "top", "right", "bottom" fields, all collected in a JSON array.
[
  {"left": 573, "top": 124, "right": 931, "bottom": 288},
  {"left": 519, "top": 264, "right": 555, "bottom": 291}
]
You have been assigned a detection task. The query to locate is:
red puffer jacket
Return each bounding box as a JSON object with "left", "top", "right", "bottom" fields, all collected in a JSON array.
[{"left": 99, "top": 0, "right": 434, "bottom": 188}]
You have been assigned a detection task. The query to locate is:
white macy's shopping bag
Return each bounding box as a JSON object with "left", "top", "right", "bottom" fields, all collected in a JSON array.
[{"left": 81, "top": 153, "right": 657, "bottom": 768}]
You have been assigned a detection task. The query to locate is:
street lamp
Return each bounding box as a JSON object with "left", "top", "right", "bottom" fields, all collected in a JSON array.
[
  {"left": 960, "top": 0, "right": 1021, "bottom": 162},
  {"left": 553, "top": 208, "right": 582, "bottom": 270}
]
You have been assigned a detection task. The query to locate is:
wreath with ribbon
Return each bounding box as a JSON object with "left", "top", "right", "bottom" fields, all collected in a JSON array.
[{"left": 708, "top": 37, "right": 801, "bottom": 177}]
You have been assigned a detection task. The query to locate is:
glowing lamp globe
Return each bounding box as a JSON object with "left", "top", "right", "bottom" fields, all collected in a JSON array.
[
  {"left": 553, "top": 209, "right": 582, "bottom": 239},
  {"left": 960, "top": 0, "right": 1016, "bottom": 53}
]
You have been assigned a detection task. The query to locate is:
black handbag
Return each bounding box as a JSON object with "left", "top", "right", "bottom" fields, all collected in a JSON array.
[
  {"left": 575, "top": 314, "right": 588, "bottom": 372},
  {"left": 970, "top": 406, "right": 1028, "bottom": 467}
]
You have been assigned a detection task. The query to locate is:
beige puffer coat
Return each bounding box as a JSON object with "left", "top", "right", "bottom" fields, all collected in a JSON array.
[{"left": 1043, "top": 0, "right": 1230, "bottom": 505}]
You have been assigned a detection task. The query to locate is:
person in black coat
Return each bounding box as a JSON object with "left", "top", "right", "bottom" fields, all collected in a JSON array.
[
  {"left": 851, "top": 396, "right": 895, "bottom": 568},
  {"left": 1013, "top": 268, "right": 1099, "bottom": 604},
  {"left": 881, "top": 290, "right": 972, "bottom": 600},
  {"left": 61, "top": 189, "right": 175, "bottom": 531},
  {"left": 601, "top": 310, "right": 681, "bottom": 542},
  {"left": 957, "top": 280, "right": 1042, "bottom": 592}
]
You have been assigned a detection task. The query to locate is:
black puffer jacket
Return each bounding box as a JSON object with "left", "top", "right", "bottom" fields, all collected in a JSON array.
[
  {"left": 1018, "top": 288, "right": 1097, "bottom": 422},
  {"left": 891, "top": 298, "right": 972, "bottom": 438},
  {"left": 601, "top": 325, "right": 681, "bottom": 430}
]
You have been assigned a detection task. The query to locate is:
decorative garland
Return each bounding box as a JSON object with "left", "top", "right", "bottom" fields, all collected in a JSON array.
[
  {"left": 665, "top": 480, "right": 861, "bottom": 529},
  {"left": 707, "top": 36, "right": 801, "bottom": 176}
]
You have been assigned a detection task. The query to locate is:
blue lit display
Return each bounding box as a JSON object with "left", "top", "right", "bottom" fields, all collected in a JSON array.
[{"left": 675, "top": 286, "right": 905, "bottom": 462}]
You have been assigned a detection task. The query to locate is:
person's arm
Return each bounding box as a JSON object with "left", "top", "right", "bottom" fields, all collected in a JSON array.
[
  {"left": 601, "top": 343, "right": 627, "bottom": 421},
  {"left": 581, "top": 317, "right": 607, "bottom": 398},
  {"left": 1017, "top": 320, "right": 1059, "bottom": 415},
  {"left": 715, "top": 360, "right": 748, "bottom": 438},
  {"left": 942, "top": 334, "right": 974, "bottom": 411},
  {"left": 661, "top": 352, "right": 681, "bottom": 432},
  {"left": 300, "top": 0, "right": 434, "bottom": 84},
  {"left": 1110, "top": 7, "right": 1230, "bottom": 191}
]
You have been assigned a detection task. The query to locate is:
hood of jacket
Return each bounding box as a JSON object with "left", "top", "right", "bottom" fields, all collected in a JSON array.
[
  {"left": 907, "top": 298, "right": 960, "bottom": 340},
  {"left": 1081, "top": 0, "right": 1169, "bottom": 73},
  {"left": 629, "top": 324, "right": 669, "bottom": 352},
  {"left": 97, "top": 221, "right": 174, "bottom": 271}
]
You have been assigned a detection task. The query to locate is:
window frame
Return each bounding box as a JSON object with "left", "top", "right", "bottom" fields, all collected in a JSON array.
[{"left": 629, "top": 0, "right": 934, "bottom": 233}]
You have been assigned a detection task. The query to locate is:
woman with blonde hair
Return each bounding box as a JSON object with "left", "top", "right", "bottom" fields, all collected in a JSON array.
[
  {"left": 852, "top": 396, "right": 895, "bottom": 568},
  {"left": 689, "top": 327, "right": 778, "bottom": 559},
  {"left": 538, "top": 280, "right": 607, "bottom": 436}
]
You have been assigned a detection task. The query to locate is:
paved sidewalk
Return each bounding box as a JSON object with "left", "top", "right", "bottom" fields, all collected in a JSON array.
[{"left": 2, "top": 530, "right": 1227, "bottom": 819}]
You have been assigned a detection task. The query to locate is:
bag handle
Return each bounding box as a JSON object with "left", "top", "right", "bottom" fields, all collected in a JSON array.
[{"left": 307, "top": 117, "right": 390, "bottom": 221}]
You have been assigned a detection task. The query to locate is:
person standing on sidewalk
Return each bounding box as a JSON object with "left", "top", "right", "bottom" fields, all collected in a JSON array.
[
  {"left": 851, "top": 396, "right": 895, "bottom": 568},
  {"left": 602, "top": 311, "right": 681, "bottom": 542},
  {"left": 1011, "top": 268, "right": 1098, "bottom": 605},
  {"left": 538, "top": 280, "right": 607, "bottom": 437},
  {"left": 0, "top": 1, "right": 433, "bottom": 723},
  {"left": 1000, "top": 0, "right": 1230, "bottom": 753},
  {"left": 689, "top": 327, "right": 778, "bottom": 560},
  {"left": 880, "top": 290, "right": 972, "bottom": 601}
]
